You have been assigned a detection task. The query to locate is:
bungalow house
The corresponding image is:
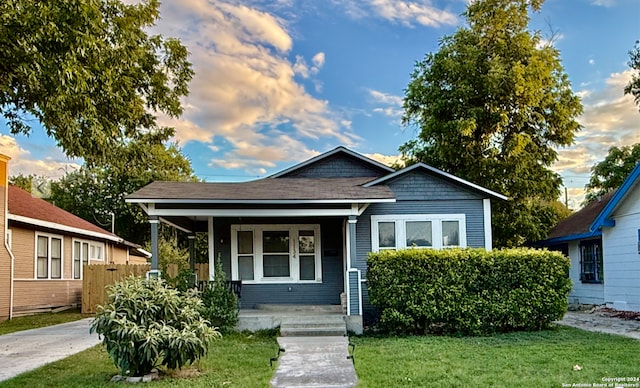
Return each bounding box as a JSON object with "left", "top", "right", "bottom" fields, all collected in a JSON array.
[
  {"left": 0, "top": 154, "right": 149, "bottom": 321},
  {"left": 126, "top": 146, "right": 507, "bottom": 333},
  {"left": 539, "top": 162, "right": 640, "bottom": 312}
]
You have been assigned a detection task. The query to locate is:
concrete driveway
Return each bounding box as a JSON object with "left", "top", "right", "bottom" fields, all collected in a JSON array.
[{"left": 0, "top": 318, "right": 101, "bottom": 382}]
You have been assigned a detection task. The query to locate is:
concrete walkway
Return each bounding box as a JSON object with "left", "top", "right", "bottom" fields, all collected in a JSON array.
[
  {"left": 271, "top": 336, "right": 357, "bottom": 388},
  {"left": 557, "top": 311, "right": 640, "bottom": 340},
  {"left": 0, "top": 318, "right": 101, "bottom": 382}
]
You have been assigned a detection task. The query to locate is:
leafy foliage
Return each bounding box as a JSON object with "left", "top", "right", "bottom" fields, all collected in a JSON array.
[
  {"left": 200, "top": 258, "right": 239, "bottom": 333},
  {"left": 367, "top": 248, "right": 571, "bottom": 336},
  {"left": 626, "top": 40, "right": 640, "bottom": 111},
  {"left": 584, "top": 144, "right": 640, "bottom": 204},
  {"left": 8, "top": 173, "right": 38, "bottom": 193},
  {"left": 401, "top": 0, "right": 582, "bottom": 246},
  {"left": 91, "top": 276, "right": 219, "bottom": 376},
  {"left": 0, "top": 0, "right": 193, "bottom": 164},
  {"left": 49, "top": 142, "right": 196, "bottom": 243}
]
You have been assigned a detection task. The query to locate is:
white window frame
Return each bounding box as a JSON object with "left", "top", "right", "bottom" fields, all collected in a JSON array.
[
  {"left": 371, "top": 214, "right": 467, "bottom": 252},
  {"left": 72, "top": 239, "right": 105, "bottom": 279},
  {"left": 34, "top": 232, "right": 64, "bottom": 280},
  {"left": 230, "top": 224, "right": 322, "bottom": 284}
]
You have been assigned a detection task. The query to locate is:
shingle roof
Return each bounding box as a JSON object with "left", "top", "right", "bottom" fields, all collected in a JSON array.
[
  {"left": 126, "top": 177, "right": 394, "bottom": 202},
  {"left": 8, "top": 185, "right": 115, "bottom": 237},
  {"left": 546, "top": 191, "right": 615, "bottom": 240}
]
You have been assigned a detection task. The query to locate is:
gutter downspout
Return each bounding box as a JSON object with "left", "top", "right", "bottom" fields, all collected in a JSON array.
[{"left": 6, "top": 232, "right": 14, "bottom": 320}]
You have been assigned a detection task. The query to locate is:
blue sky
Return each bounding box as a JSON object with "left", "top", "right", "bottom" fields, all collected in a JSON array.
[{"left": 1, "top": 0, "right": 639, "bottom": 208}]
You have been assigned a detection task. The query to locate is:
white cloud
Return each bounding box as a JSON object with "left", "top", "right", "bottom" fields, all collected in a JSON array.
[
  {"left": 588, "top": 58, "right": 595, "bottom": 65},
  {"left": 553, "top": 70, "right": 639, "bottom": 207},
  {"left": 0, "top": 135, "right": 80, "bottom": 179},
  {"left": 155, "top": 0, "right": 354, "bottom": 173},
  {"left": 591, "top": 0, "right": 614, "bottom": 6},
  {"left": 366, "top": 0, "right": 457, "bottom": 27},
  {"left": 364, "top": 152, "right": 404, "bottom": 167},
  {"left": 369, "top": 89, "right": 404, "bottom": 117}
]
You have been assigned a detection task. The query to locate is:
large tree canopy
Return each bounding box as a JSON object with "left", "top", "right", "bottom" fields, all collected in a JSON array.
[
  {"left": 584, "top": 144, "right": 640, "bottom": 204},
  {"left": 626, "top": 40, "right": 640, "bottom": 111},
  {"left": 401, "top": 0, "right": 582, "bottom": 247},
  {"left": 50, "top": 141, "right": 197, "bottom": 244},
  {"left": 0, "top": 0, "right": 193, "bottom": 163}
]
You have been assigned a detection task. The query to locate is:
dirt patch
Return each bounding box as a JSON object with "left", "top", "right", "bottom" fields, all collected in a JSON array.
[{"left": 595, "top": 307, "right": 640, "bottom": 321}]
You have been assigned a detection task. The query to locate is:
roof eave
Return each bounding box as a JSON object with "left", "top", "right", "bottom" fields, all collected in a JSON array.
[
  {"left": 364, "top": 163, "right": 508, "bottom": 201},
  {"left": 8, "top": 214, "right": 122, "bottom": 243},
  {"left": 125, "top": 198, "right": 396, "bottom": 204},
  {"left": 539, "top": 230, "right": 602, "bottom": 245},
  {"left": 589, "top": 162, "right": 640, "bottom": 232}
]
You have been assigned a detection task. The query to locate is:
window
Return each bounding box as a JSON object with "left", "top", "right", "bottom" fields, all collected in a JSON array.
[
  {"left": 35, "top": 233, "right": 63, "bottom": 279},
  {"left": 73, "top": 239, "right": 105, "bottom": 279},
  {"left": 580, "top": 240, "right": 603, "bottom": 284},
  {"left": 371, "top": 214, "right": 466, "bottom": 251},
  {"left": 231, "top": 224, "right": 322, "bottom": 284}
]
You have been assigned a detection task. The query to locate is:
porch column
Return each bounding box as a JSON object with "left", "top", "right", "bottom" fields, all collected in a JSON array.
[
  {"left": 188, "top": 234, "right": 196, "bottom": 271},
  {"left": 150, "top": 216, "right": 159, "bottom": 270},
  {"left": 347, "top": 215, "right": 361, "bottom": 316},
  {"left": 208, "top": 217, "right": 215, "bottom": 281}
]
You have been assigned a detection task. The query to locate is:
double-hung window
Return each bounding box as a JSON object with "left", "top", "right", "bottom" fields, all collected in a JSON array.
[
  {"left": 36, "top": 233, "right": 63, "bottom": 279},
  {"left": 371, "top": 214, "right": 466, "bottom": 251},
  {"left": 73, "top": 239, "right": 105, "bottom": 279},
  {"left": 231, "top": 224, "right": 322, "bottom": 284},
  {"left": 580, "top": 239, "right": 603, "bottom": 284}
]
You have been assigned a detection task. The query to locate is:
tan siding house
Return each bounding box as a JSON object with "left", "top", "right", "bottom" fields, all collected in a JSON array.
[{"left": 0, "top": 154, "right": 149, "bottom": 320}]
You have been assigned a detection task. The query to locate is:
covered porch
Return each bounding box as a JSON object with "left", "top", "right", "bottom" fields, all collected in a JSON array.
[{"left": 132, "top": 203, "right": 382, "bottom": 334}]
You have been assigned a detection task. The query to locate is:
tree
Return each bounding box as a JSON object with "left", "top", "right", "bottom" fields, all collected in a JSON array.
[
  {"left": 401, "top": 0, "right": 582, "bottom": 246},
  {"left": 626, "top": 40, "right": 640, "bottom": 111},
  {"left": 0, "top": 0, "right": 193, "bottom": 164},
  {"left": 584, "top": 144, "right": 640, "bottom": 204},
  {"left": 49, "top": 141, "right": 197, "bottom": 244},
  {"left": 9, "top": 173, "right": 37, "bottom": 193}
]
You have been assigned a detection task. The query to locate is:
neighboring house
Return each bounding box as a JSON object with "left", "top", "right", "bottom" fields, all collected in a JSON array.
[
  {"left": 0, "top": 154, "right": 149, "bottom": 321},
  {"left": 127, "top": 146, "right": 507, "bottom": 333},
  {"left": 539, "top": 162, "right": 640, "bottom": 312}
]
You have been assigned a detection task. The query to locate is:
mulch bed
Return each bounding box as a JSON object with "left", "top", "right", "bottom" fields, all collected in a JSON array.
[{"left": 595, "top": 307, "right": 640, "bottom": 321}]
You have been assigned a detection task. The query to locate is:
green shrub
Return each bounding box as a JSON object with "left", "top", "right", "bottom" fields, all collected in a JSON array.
[
  {"left": 90, "top": 276, "right": 220, "bottom": 376},
  {"left": 200, "top": 258, "right": 239, "bottom": 332},
  {"left": 367, "top": 248, "right": 571, "bottom": 336}
]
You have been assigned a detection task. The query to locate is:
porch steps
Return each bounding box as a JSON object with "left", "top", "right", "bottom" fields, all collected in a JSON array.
[
  {"left": 255, "top": 304, "right": 343, "bottom": 314},
  {"left": 280, "top": 314, "right": 347, "bottom": 337}
]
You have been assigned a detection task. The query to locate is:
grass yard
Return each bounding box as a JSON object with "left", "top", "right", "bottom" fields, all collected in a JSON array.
[
  {"left": 352, "top": 326, "right": 640, "bottom": 387},
  {"left": 2, "top": 331, "right": 278, "bottom": 388},
  {"left": 0, "top": 309, "right": 84, "bottom": 335}
]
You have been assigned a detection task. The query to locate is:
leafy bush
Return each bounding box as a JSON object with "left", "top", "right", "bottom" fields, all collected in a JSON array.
[
  {"left": 91, "top": 276, "right": 220, "bottom": 376},
  {"left": 367, "top": 248, "right": 571, "bottom": 336},
  {"left": 200, "top": 258, "right": 239, "bottom": 332}
]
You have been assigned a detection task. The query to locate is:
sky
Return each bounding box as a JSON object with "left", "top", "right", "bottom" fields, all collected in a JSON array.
[{"left": 1, "top": 0, "right": 639, "bottom": 209}]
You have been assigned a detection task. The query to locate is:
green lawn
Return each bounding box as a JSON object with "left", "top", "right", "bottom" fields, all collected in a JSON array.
[
  {"left": 3, "top": 325, "right": 638, "bottom": 387},
  {"left": 1, "top": 331, "right": 278, "bottom": 388},
  {"left": 352, "top": 326, "right": 640, "bottom": 387},
  {"left": 0, "top": 309, "right": 84, "bottom": 335}
]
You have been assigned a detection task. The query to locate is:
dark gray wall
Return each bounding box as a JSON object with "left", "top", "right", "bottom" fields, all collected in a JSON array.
[
  {"left": 212, "top": 217, "right": 344, "bottom": 307},
  {"left": 279, "top": 154, "right": 389, "bottom": 178},
  {"left": 356, "top": 170, "right": 488, "bottom": 314}
]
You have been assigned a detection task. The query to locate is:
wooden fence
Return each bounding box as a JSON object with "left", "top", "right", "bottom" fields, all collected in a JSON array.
[
  {"left": 82, "top": 264, "right": 150, "bottom": 314},
  {"left": 165, "top": 263, "right": 210, "bottom": 280}
]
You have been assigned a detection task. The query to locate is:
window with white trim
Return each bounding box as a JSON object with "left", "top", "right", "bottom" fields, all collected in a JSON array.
[
  {"left": 35, "top": 233, "right": 63, "bottom": 279},
  {"left": 371, "top": 214, "right": 467, "bottom": 251},
  {"left": 231, "top": 224, "right": 322, "bottom": 284},
  {"left": 72, "top": 239, "right": 105, "bottom": 279}
]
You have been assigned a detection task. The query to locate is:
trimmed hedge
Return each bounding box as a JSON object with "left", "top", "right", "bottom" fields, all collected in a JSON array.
[{"left": 367, "top": 248, "right": 571, "bottom": 336}]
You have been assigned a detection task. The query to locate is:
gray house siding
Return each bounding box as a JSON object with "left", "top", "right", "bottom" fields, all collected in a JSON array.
[
  {"left": 279, "top": 154, "right": 388, "bottom": 178},
  {"left": 213, "top": 217, "right": 344, "bottom": 308},
  {"left": 355, "top": 171, "right": 487, "bottom": 315}
]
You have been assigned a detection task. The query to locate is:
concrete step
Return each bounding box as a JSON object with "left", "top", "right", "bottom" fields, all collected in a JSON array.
[
  {"left": 255, "top": 304, "right": 343, "bottom": 314},
  {"left": 280, "top": 315, "right": 347, "bottom": 337}
]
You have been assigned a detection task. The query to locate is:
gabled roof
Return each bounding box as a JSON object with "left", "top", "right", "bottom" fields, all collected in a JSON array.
[
  {"left": 363, "top": 163, "right": 508, "bottom": 200},
  {"left": 590, "top": 161, "right": 640, "bottom": 231},
  {"left": 541, "top": 191, "right": 615, "bottom": 244},
  {"left": 127, "top": 177, "right": 395, "bottom": 203},
  {"left": 268, "top": 146, "right": 394, "bottom": 178},
  {"left": 8, "top": 185, "right": 120, "bottom": 242}
]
